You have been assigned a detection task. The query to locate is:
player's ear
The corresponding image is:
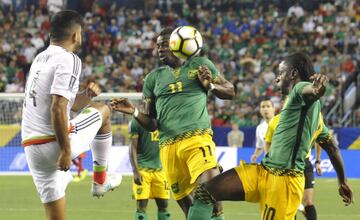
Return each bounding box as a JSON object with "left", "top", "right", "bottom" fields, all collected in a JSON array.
[{"left": 291, "top": 69, "right": 298, "bottom": 80}]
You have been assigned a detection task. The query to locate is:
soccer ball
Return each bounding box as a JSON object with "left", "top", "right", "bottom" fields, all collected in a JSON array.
[{"left": 169, "top": 26, "right": 203, "bottom": 59}]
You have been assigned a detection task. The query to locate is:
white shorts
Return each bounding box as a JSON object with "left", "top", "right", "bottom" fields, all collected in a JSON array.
[{"left": 25, "top": 107, "right": 103, "bottom": 203}]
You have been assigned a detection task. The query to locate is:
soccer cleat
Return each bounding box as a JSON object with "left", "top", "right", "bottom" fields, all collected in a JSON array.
[{"left": 91, "top": 173, "right": 122, "bottom": 198}]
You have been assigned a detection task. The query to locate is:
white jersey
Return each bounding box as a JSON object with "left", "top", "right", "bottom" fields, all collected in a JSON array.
[
  {"left": 255, "top": 119, "right": 268, "bottom": 150},
  {"left": 21, "top": 45, "right": 81, "bottom": 146}
]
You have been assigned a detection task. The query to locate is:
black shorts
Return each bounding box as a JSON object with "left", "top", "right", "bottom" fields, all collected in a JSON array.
[{"left": 304, "top": 158, "right": 315, "bottom": 189}]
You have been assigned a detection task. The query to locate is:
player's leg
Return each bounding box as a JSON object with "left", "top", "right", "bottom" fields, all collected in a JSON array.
[
  {"left": 133, "top": 170, "right": 151, "bottom": 220},
  {"left": 155, "top": 199, "right": 171, "bottom": 220},
  {"left": 152, "top": 171, "right": 171, "bottom": 220},
  {"left": 197, "top": 167, "right": 225, "bottom": 219},
  {"left": 44, "top": 198, "right": 65, "bottom": 220},
  {"left": 188, "top": 168, "right": 246, "bottom": 220},
  {"left": 302, "top": 158, "right": 317, "bottom": 220},
  {"left": 135, "top": 200, "right": 149, "bottom": 220},
  {"left": 69, "top": 102, "right": 121, "bottom": 197},
  {"left": 25, "top": 143, "right": 73, "bottom": 220}
]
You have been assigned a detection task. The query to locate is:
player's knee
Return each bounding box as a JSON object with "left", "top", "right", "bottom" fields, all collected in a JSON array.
[
  {"left": 89, "top": 102, "right": 111, "bottom": 122},
  {"left": 137, "top": 206, "right": 147, "bottom": 213}
]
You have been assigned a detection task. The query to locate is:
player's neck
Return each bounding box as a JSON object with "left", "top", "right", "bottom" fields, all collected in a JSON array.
[{"left": 50, "top": 40, "right": 75, "bottom": 52}]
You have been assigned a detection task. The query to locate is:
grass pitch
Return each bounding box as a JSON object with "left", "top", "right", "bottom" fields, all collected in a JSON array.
[{"left": 0, "top": 176, "right": 359, "bottom": 220}]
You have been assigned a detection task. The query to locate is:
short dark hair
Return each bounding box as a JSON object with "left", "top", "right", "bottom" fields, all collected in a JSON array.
[
  {"left": 159, "top": 27, "right": 173, "bottom": 37},
  {"left": 284, "top": 52, "right": 314, "bottom": 81},
  {"left": 50, "top": 10, "right": 83, "bottom": 42},
  {"left": 259, "top": 97, "right": 274, "bottom": 106}
]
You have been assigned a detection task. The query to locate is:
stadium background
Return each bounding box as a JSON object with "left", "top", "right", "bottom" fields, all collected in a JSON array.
[{"left": 0, "top": 0, "right": 359, "bottom": 219}]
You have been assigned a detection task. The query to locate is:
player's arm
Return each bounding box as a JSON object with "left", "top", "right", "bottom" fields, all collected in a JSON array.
[
  {"left": 318, "top": 136, "right": 353, "bottom": 205},
  {"left": 301, "top": 74, "right": 329, "bottom": 104},
  {"left": 251, "top": 127, "right": 264, "bottom": 162},
  {"left": 129, "top": 135, "right": 142, "bottom": 185},
  {"left": 71, "top": 82, "right": 100, "bottom": 112},
  {"left": 197, "top": 66, "right": 235, "bottom": 100},
  {"left": 51, "top": 95, "right": 71, "bottom": 171},
  {"left": 111, "top": 98, "right": 158, "bottom": 131},
  {"left": 314, "top": 142, "right": 322, "bottom": 176}
]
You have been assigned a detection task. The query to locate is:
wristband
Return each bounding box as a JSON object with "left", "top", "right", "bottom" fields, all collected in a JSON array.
[
  {"left": 315, "top": 160, "right": 321, "bottom": 164},
  {"left": 133, "top": 108, "right": 139, "bottom": 118},
  {"left": 209, "top": 83, "right": 215, "bottom": 91}
]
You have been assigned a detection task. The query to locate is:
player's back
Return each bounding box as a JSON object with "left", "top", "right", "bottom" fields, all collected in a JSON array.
[
  {"left": 262, "top": 82, "right": 322, "bottom": 173},
  {"left": 21, "top": 45, "right": 81, "bottom": 146}
]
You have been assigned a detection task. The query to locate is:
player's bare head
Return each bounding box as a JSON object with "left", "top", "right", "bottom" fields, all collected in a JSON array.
[
  {"left": 276, "top": 52, "right": 314, "bottom": 94},
  {"left": 50, "top": 10, "right": 83, "bottom": 51},
  {"left": 156, "top": 27, "right": 178, "bottom": 66},
  {"left": 259, "top": 98, "right": 275, "bottom": 120}
]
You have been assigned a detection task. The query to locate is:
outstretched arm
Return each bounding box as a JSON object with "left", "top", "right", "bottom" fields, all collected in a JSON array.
[
  {"left": 301, "top": 74, "right": 329, "bottom": 104},
  {"left": 197, "top": 66, "right": 235, "bottom": 100},
  {"left": 318, "top": 137, "right": 353, "bottom": 205},
  {"left": 111, "top": 98, "right": 158, "bottom": 131}
]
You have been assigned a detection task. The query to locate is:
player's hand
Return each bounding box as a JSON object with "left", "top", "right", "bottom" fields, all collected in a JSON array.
[
  {"left": 110, "top": 98, "right": 135, "bottom": 115},
  {"left": 197, "top": 65, "right": 212, "bottom": 89},
  {"left": 310, "top": 74, "right": 329, "bottom": 96},
  {"left": 315, "top": 163, "right": 322, "bottom": 176},
  {"left": 57, "top": 150, "right": 71, "bottom": 171},
  {"left": 85, "top": 82, "right": 101, "bottom": 98},
  {"left": 133, "top": 171, "right": 143, "bottom": 185},
  {"left": 250, "top": 154, "right": 257, "bottom": 163},
  {"left": 338, "top": 182, "right": 354, "bottom": 206}
]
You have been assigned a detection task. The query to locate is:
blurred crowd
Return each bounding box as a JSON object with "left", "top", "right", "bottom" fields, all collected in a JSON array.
[{"left": 0, "top": 0, "right": 359, "bottom": 127}]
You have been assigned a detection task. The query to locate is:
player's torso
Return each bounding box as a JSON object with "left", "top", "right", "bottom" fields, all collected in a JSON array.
[
  {"left": 263, "top": 90, "right": 321, "bottom": 171},
  {"left": 256, "top": 120, "right": 268, "bottom": 147},
  {"left": 152, "top": 60, "right": 211, "bottom": 141},
  {"left": 21, "top": 46, "right": 80, "bottom": 142},
  {"left": 132, "top": 119, "right": 161, "bottom": 169}
]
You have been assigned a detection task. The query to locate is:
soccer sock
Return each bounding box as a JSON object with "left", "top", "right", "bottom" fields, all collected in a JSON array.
[
  {"left": 135, "top": 211, "right": 147, "bottom": 220},
  {"left": 91, "top": 133, "right": 112, "bottom": 184},
  {"left": 305, "top": 205, "right": 317, "bottom": 220},
  {"left": 188, "top": 199, "right": 213, "bottom": 220},
  {"left": 157, "top": 211, "right": 171, "bottom": 220}
]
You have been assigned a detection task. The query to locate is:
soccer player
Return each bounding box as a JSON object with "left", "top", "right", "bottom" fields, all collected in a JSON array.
[
  {"left": 129, "top": 117, "right": 171, "bottom": 220},
  {"left": 250, "top": 98, "right": 275, "bottom": 163},
  {"left": 187, "top": 52, "right": 353, "bottom": 220},
  {"left": 111, "top": 27, "right": 235, "bottom": 218},
  {"left": 21, "top": 10, "right": 121, "bottom": 220},
  {"left": 265, "top": 113, "right": 325, "bottom": 220}
]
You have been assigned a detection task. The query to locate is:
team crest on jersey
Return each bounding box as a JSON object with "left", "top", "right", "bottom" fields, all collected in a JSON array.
[
  {"left": 171, "top": 183, "right": 179, "bottom": 193},
  {"left": 137, "top": 188, "right": 143, "bottom": 195},
  {"left": 172, "top": 68, "right": 181, "bottom": 78},
  {"left": 187, "top": 69, "right": 198, "bottom": 79}
]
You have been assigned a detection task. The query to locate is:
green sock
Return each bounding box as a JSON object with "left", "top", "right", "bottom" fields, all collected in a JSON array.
[
  {"left": 158, "top": 211, "right": 171, "bottom": 220},
  {"left": 135, "top": 211, "right": 147, "bottom": 220},
  {"left": 211, "top": 215, "right": 225, "bottom": 220},
  {"left": 187, "top": 199, "right": 213, "bottom": 220}
]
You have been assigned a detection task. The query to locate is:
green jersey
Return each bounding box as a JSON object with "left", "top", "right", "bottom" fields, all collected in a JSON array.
[
  {"left": 262, "top": 82, "right": 322, "bottom": 175},
  {"left": 142, "top": 56, "right": 219, "bottom": 146},
  {"left": 129, "top": 118, "right": 161, "bottom": 170}
]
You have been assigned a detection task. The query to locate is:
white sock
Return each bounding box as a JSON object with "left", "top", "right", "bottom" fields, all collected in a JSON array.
[{"left": 91, "top": 133, "right": 112, "bottom": 167}]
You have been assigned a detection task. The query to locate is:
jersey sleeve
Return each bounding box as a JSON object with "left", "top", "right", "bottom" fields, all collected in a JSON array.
[
  {"left": 50, "top": 53, "right": 81, "bottom": 101},
  {"left": 129, "top": 118, "right": 139, "bottom": 138},
  {"left": 142, "top": 71, "right": 156, "bottom": 99},
  {"left": 265, "top": 115, "right": 279, "bottom": 143}
]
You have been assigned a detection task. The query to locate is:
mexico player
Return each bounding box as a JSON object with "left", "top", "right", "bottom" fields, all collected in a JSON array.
[
  {"left": 250, "top": 98, "right": 275, "bottom": 163},
  {"left": 187, "top": 52, "right": 353, "bottom": 220},
  {"left": 111, "top": 27, "right": 235, "bottom": 219},
  {"left": 129, "top": 117, "right": 171, "bottom": 220},
  {"left": 21, "top": 10, "right": 121, "bottom": 220},
  {"left": 265, "top": 113, "right": 325, "bottom": 220}
]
